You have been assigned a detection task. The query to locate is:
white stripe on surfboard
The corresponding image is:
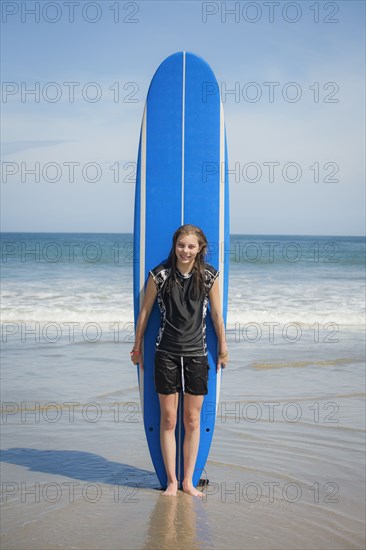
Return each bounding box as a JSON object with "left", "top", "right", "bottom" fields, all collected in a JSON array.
[
  {"left": 216, "top": 99, "right": 225, "bottom": 408},
  {"left": 219, "top": 100, "right": 225, "bottom": 315},
  {"left": 177, "top": 51, "right": 186, "bottom": 486},
  {"left": 138, "top": 105, "right": 147, "bottom": 416},
  {"left": 181, "top": 51, "right": 186, "bottom": 226}
]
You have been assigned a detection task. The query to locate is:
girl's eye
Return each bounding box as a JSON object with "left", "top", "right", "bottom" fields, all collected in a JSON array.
[{"left": 177, "top": 243, "right": 197, "bottom": 249}]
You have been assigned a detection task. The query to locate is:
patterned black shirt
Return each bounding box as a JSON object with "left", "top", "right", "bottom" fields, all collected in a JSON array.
[{"left": 149, "top": 262, "right": 219, "bottom": 356}]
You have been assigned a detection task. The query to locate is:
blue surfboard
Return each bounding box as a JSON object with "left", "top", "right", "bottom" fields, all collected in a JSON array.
[{"left": 133, "top": 51, "right": 229, "bottom": 489}]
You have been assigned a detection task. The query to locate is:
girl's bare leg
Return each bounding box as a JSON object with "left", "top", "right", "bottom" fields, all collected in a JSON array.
[
  {"left": 158, "top": 392, "right": 179, "bottom": 496},
  {"left": 182, "top": 393, "right": 204, "bottom": 497}
]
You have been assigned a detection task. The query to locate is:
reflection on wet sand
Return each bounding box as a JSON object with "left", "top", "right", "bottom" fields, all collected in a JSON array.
[{"left": 143, "top": 490, "right": 213, "bottom": 550}]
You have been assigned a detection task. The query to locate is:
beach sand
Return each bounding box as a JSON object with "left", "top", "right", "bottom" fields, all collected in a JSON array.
[{"left": 1, "top": 323, "right": 365, "bottom": 549}]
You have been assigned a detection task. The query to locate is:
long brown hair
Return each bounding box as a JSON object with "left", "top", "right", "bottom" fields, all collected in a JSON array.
[{"left": 165, "top": 224, "right": 208, "bottom": 298}]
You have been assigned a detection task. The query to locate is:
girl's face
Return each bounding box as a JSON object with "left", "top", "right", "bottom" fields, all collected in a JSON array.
[{"left": 175, "top": 233, "right": 201, "bottom": 266}]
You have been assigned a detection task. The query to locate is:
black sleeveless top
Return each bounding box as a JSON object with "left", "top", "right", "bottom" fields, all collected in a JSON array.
[{"left": 149, "top": 262, "right": 219, "bottom": 356}]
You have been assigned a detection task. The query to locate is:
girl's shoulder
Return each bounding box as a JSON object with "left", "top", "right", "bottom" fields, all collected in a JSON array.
[
  {"left": 150, "top": 260, "right": 170, "bottom": 278},
  {"left": 149, "top": 261, "right": 171, "bottom": 292},
  {"left": 203, "top": 262, "right": 219, "bottom": 293},
  {"left": 204, "top": 262, "right": 219, "bottom": 276}
]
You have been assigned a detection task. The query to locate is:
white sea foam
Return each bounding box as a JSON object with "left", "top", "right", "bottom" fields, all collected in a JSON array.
[{"left": 1, "top": 234, "right": 364, "bottom": 327}]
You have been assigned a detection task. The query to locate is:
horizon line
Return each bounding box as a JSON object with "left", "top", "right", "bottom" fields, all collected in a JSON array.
[{"left": 0, "top": 230, "right": 365, "bottom": 239}]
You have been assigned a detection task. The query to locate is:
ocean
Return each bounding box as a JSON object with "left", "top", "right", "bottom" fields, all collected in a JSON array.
[
  {"left": 1, "top": 232, "right": 364, "bottom": 326},
  {"left": 1, "top": 232, "right": 365, "bottom": 549}
]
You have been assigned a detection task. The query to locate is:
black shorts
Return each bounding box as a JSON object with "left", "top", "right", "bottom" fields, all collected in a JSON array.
[{"left": 154, "top": 350, "right": 210, "bottom": 396}]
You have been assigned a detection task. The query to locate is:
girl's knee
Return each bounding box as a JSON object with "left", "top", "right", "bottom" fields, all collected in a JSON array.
[
  {"left": 183, "top": 413, "right": 200, "bottom": 432},
  {"left": 161, "top": 412, "right": 177, "bottom": 431}
]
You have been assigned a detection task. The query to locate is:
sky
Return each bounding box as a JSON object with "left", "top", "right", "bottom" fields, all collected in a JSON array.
[{"left": 1, "top": 0, "right": 365, "bottom": 236}]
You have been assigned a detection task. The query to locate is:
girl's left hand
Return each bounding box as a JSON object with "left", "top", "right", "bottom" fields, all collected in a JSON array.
[{"left": 217, "top": 352, "right": 229, "bottom": 371}]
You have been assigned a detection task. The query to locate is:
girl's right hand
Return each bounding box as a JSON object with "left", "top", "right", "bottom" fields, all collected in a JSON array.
[{"left": 130, "top": 349, "right": 143, "bottom": 369}]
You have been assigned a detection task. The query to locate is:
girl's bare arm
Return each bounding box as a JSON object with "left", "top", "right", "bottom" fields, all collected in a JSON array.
[
  {"left": 131, "top": 275, "right": 157, "bottom": 364},
  {"left": 208, "top": 277, "right": 229, "bottom": 368}
]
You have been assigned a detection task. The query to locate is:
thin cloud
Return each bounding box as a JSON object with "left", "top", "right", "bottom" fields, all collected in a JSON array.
[{"left": 1, "top": 140, "right": 74, "bottom": 156}]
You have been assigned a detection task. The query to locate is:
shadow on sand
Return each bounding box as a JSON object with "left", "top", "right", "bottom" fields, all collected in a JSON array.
[{"left": 0, "top": 447, "right": 160, "bottom": 489}]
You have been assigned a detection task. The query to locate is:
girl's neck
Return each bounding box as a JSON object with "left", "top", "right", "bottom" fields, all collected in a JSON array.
[{"left": 176, "top": 260, "right": 195, "bottom": 276}]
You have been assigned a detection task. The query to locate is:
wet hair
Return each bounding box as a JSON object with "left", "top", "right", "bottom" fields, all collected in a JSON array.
[{"left": 165, "top": 224, "right": 208, "bottom": 298}]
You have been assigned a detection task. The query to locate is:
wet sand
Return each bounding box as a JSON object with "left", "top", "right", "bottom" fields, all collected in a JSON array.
[{"left": 1, "top": 325, "right": 365, "bottom": 549}]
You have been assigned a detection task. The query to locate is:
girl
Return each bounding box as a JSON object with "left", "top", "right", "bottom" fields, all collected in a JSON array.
[{"left": 130, "top": 224, "right": 228, "bottom": 497}]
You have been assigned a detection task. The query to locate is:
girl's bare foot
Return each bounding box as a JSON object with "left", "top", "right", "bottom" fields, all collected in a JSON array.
[
  {"left": 182, "top": 481, "right": 203, "bottom": 497},
  {"left": 162, "top": 481, "right": 178, "bottom": 496}
]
